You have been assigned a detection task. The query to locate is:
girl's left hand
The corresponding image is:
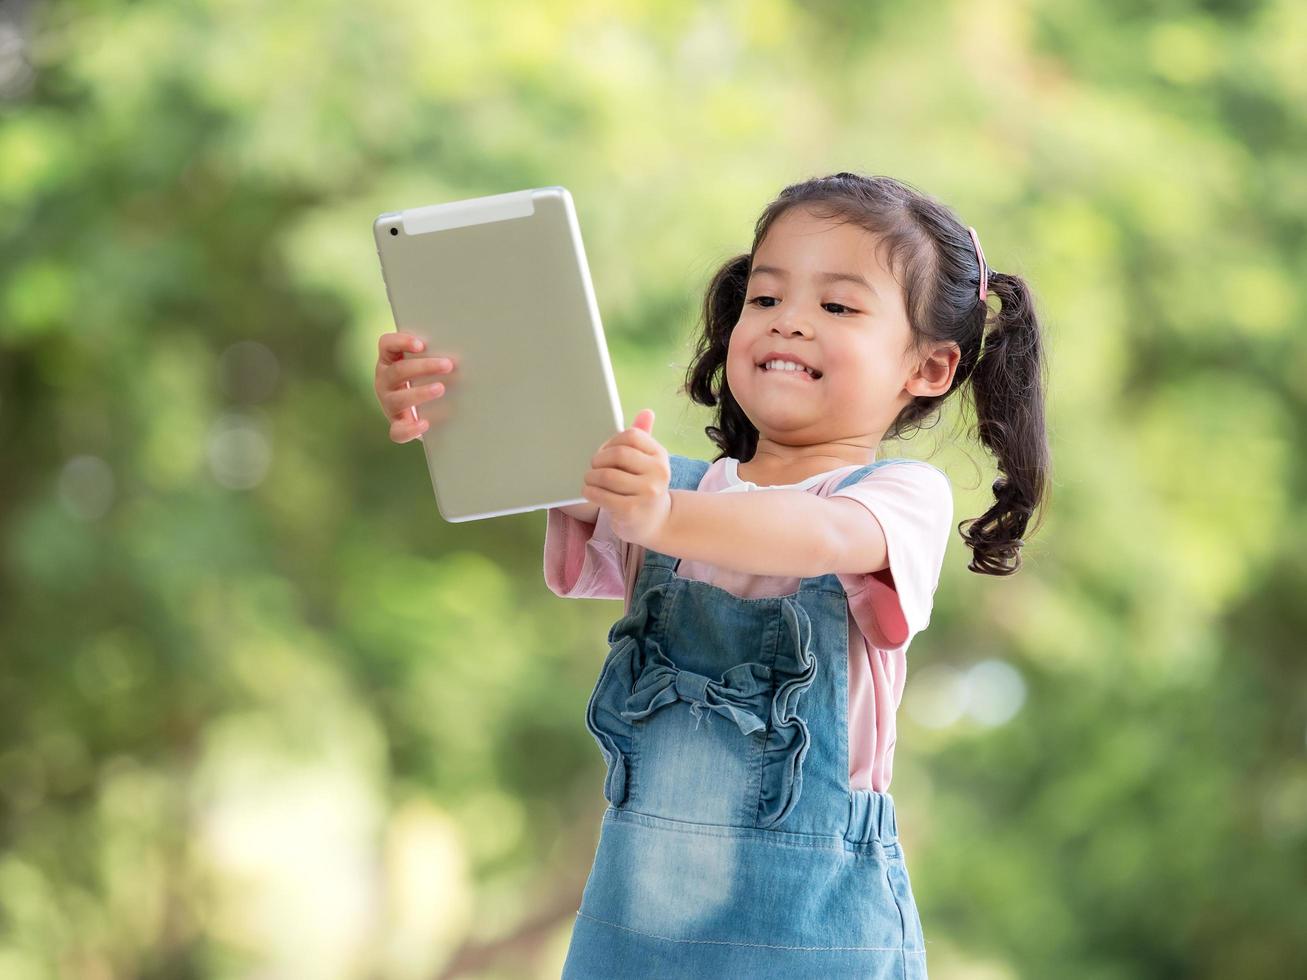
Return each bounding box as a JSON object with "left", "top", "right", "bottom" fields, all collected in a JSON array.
[{"left": 582, "top": 409, "right": 671, "bottom": 548}]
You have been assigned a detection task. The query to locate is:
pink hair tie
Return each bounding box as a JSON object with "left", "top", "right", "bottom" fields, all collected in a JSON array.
[{"left": 968, "top": 226, "right": 989, "bottom": 302}]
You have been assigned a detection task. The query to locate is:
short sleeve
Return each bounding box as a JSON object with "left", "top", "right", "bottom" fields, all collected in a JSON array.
[
  {"left": 543, "top": 506, "right": 629, "bottom": 600},
  {"left": 830, "top": 462, "right": 953, "bottom": 649}
]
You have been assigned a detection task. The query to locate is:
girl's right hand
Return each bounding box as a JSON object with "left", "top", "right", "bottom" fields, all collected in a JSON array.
[{"left": 374, "top": 331, "right": 458, "bottom": 444}]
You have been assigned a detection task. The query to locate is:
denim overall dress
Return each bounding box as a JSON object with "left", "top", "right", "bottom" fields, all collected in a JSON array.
[{"left": 562, "top": 453, "right": 929, "bottom": 979}]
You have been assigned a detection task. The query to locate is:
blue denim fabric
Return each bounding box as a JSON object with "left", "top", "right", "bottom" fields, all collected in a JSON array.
[{"left": 562, "top": 454, "right": 929, "bottom": 979}]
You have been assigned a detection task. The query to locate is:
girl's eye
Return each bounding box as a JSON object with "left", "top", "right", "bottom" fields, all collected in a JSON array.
[{"left": 748, "top": 296, "right": 856, "bottom": 316}]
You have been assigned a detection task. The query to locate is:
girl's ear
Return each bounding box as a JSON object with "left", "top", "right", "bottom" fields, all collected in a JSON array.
[{"left": 914, "top": 342, "right": 961, "bottom": 397}]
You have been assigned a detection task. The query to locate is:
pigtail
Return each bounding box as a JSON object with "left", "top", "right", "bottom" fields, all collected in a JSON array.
[{"left": 957, "top": 269, "right": 1052, "bottom": 575}]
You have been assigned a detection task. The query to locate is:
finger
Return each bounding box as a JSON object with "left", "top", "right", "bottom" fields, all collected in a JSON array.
[
  {"left": 394, "top": 354, "right": 456, "bottom": 384},
  {"left": 383, "top": 380, "right": 446, "bottom": 420},
  {"left": 379, "top": 353, "right": 452, "bottom": 393},
  {"left": 379, "top": 357, "right": 454, "bottom": 418},
  {"left": 602, "top": 424, "right": 649, "bottom": 448},
  {"left": 594, "top": 440, "right": 668, "bottom": 492},
  {"left": 614, "top": 424, "right": 660, "bottom": 456},
  {"left": 389, "top": 414, "right": 430, "bottom": 444},
  {"left": 378, "top": 331, "right": 425, "bottom": 365},
  {"left": 586, "top": 466, "right": 647, "bottom": 497},
  {"left": 581, "top": 482, "right": 624, "bottom": 509},
  {"left": 591, "top": 445, "right": 651, "bottom": 475},
  {"left": 388, "top": 380, "right": 445, "bottom": 417}
]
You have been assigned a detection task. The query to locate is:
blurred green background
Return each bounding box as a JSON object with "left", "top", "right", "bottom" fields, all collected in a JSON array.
[{"left": 2, "top": 0, "right": 1305, "bottom": 977}]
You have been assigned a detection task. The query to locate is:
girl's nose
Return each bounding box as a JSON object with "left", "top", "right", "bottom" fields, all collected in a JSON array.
[{"left": 773, "top": 316, "right": 813, "bottom": 336}]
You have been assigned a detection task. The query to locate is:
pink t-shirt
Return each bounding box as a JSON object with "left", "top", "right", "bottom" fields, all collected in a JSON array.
[{"left": 543, "top": 455, "right": 953, "bottom": 792}]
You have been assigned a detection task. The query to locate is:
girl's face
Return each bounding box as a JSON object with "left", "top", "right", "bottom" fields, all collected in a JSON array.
[{"left": 726, "top": 206, "right": 934, "bottom": 464}]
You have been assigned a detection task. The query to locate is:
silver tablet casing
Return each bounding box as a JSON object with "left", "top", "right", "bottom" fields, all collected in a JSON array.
[{"left": 373, "top": 186, "right": 625, "bottom": 522}]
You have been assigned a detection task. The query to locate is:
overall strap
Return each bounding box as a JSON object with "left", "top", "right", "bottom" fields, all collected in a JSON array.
[
  {"left": 830, "top": 457, "right": 935, "bottom": 493},
  {"left": 669, "top": 452, "right": 712, "bottom": 492}
]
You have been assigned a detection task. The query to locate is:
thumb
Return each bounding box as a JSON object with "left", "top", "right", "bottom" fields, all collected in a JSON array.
[{"left": 632, "top": 408, "right": 655, "bottom": 433}]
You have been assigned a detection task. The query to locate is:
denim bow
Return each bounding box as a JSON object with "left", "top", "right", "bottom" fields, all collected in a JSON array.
[{"left": 619, "top": 642, "right": 773, "bottom": 735}]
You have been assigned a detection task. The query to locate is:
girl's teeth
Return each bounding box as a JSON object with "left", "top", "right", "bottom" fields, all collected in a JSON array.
[{"left": 763, "top": 360, "right": 818, "bottom": 377}]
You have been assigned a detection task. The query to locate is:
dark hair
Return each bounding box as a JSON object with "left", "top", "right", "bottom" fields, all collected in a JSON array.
[{"left": 678, "top": 171, "right": 1051, "bottom": 576}]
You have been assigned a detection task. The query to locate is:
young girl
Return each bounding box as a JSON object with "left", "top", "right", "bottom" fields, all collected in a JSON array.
[{"left": 375, "top": 171, "right": 1050, "bottom": 978}]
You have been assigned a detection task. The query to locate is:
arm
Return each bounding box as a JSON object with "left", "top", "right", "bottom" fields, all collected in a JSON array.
[
  {"left": 643, "top": 489, "right": 888, "bottom": 578},
  {"left": 823, "top": 496, "right": 891, "bottom": 574}
]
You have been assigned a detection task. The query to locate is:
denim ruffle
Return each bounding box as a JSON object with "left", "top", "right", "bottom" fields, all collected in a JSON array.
[
  {"left": 585, "top": 581, "right": 675, "bottom": 807},
  {"left": 756, "top": 596, "right": 818, "bottom": 828}
]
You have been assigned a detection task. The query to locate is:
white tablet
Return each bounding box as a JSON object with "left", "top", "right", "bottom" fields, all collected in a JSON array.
[{"left": 373, "top": 187, "right": 625, "bottom": 523}]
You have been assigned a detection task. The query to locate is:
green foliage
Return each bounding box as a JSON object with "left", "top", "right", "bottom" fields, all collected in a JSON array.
[{"left": 1, "top": 0, "right": 1304, "bottom": 976}]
